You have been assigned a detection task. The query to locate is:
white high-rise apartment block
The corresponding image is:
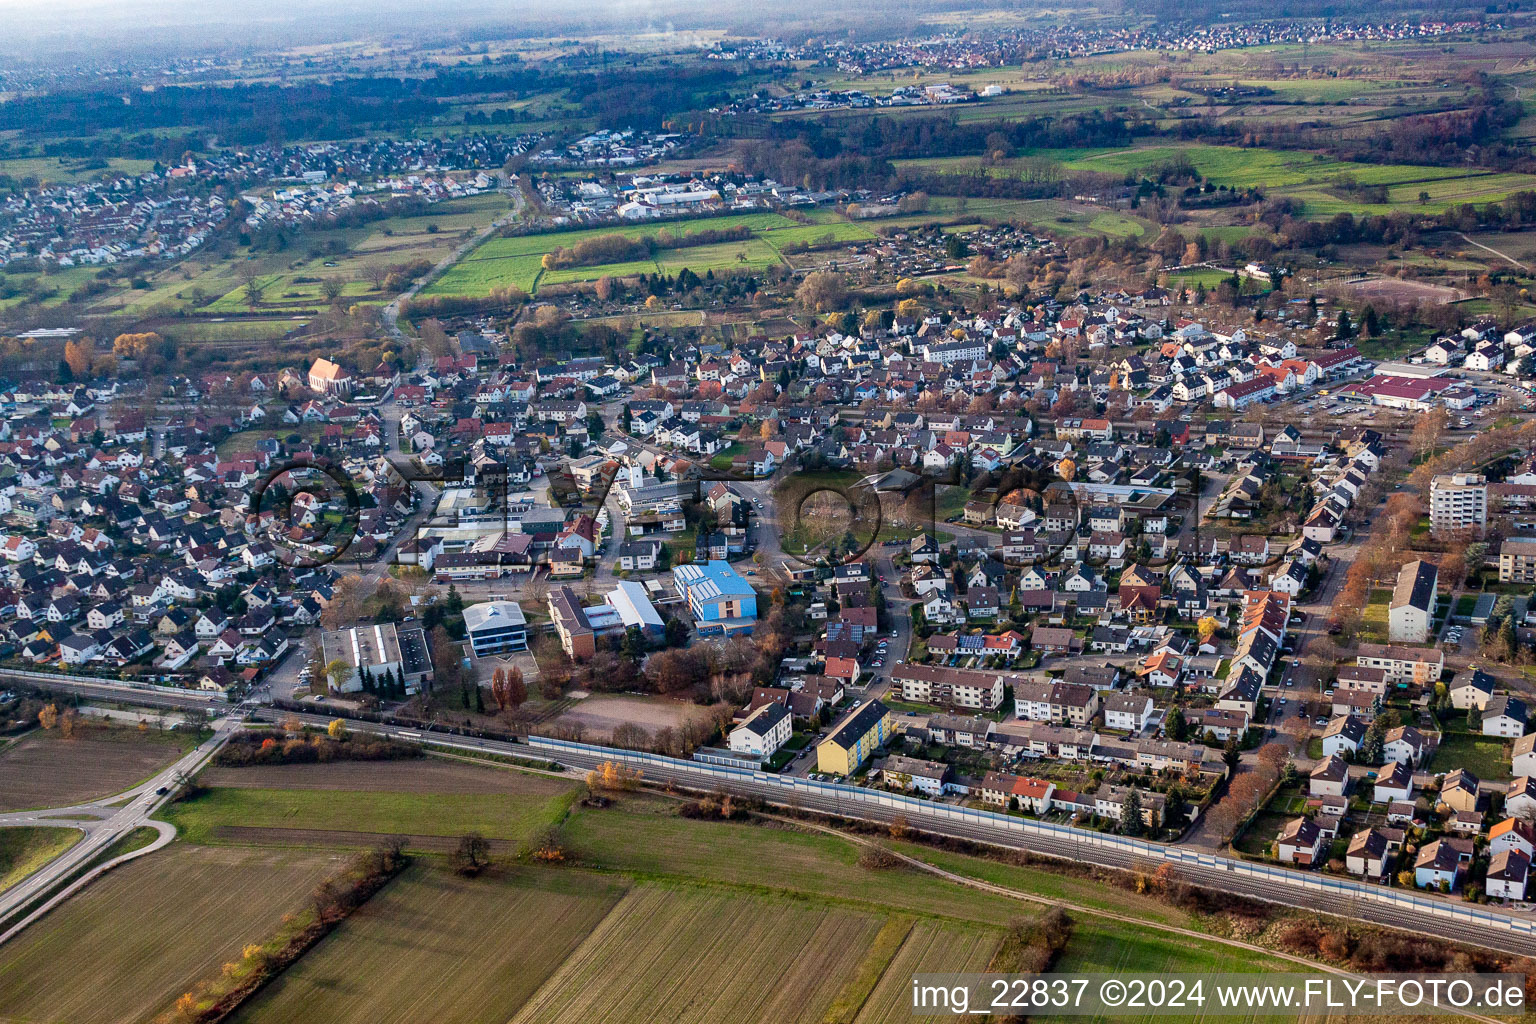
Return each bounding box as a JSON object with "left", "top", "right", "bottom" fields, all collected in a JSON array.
[{"left": 1429, "top": 472, "right": 1486, "bottom": 537}]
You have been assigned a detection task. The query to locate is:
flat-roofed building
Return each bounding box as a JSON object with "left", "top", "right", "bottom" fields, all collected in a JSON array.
[
  {"left": 463, "top": 601, "right": 528, "bottom": 657},
  {"left": 1430, "top": 472, "right": 1486, "bottom": 537},
  {"left": 319, "top": 622, "right": 432, "bottom": 694}
]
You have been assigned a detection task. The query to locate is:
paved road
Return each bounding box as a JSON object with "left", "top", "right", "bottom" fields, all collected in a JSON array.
[
  {"left": 0, "top": 717, "right": 234, "bottom": 943},
  {"left": 380, "top": 182, "right": 526, "bottom": 343},
  {"left": 249, "top": 706, "right": 1536, "bottom": 957}
]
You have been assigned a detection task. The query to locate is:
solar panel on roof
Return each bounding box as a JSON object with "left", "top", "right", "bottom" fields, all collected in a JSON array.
[{"left": 958, "top": 635, "right": 985, "bottom": 650}]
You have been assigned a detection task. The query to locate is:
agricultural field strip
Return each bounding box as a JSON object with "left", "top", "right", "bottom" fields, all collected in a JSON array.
[
  {"left": 852, "top": 920, "right": 1000, "bottom": 1024},
  {"left": 0, "top": 731, "right": 189, "bottom": 812},
  {"left": 0, "top": 845, "right": 339, "bottom": 1024},
  {"left": 896, "top": 145, "right": 1536, "bottom": 194},
  {"left": 230, "top": 865, "right": 627, "bottom": 1024},
  {"left": 509, "top": 884, "right": 885, "bottom": 1024}
]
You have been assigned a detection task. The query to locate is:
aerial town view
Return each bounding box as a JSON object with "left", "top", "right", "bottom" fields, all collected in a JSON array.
[{"left": 4, "top": 0, "right": 1536, "bottom": 1019}]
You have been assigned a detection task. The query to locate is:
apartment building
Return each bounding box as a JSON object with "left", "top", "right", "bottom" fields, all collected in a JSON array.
[
  {"left": 1388, "top": 559, "right": 1437, "bottom": 644},
  {"left": 1500, "top": 536, "right": 1536, "bottom": 583},
  {"left": 891, "top": 664, "right": 1007, "bottom": 711},
  {"left": 1429, "top": 472, "right": 1487, "bottom": 537}
]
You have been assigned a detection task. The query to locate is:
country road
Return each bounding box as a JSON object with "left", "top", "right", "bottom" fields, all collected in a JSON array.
[
  {"left": 0, "top": 717, "right": 234, "bottom": 945},
  {"left": 381, "top": 179, "right": 527, "bottom": 342},
  {"left": 1458, "top": 232, "right": 1531, "bottom": 273}
]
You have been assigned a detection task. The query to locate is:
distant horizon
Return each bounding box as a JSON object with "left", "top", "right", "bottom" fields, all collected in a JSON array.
[{"left": 0, "top": 0, "right": 967, "bottom": 57}]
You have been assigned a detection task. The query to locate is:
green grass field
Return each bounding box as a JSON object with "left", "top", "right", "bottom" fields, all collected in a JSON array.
[
  {"left": 161, "top": 779, "right": 578, "bottom": 847},
  {"left": 1037, "top": 919, "right": 1289, "bottom": 1024},
  {"left": 561, "top": 795, "right": 1020, "bottom": 924},
  {"left": 95, "top": 192, "right": 510, "bottom": 317},
  {"left": 1018, "top": 200, "right": 1151, "bottom": 239},
  {"left": 0, "top": 266, "right": 105, "bottom": 310},
  {"left": 0, "top": 156, "right": 156, "bottom": 185},
  {"left": 895, "top": 145, "right": 1536, "bottom": 221},
  {"left": 0, "top": 844, "right": 338, "bottom": 1024},
  {"left": 1169, "top": 267, "right": 1234, "bottom": 289},
  {"left": 424, "top": 210, "right": 878, "bottom": 296},
  {"left": 1430, "top": 732, "right": 1512, "bottom": 782},
  {"left": 0, "top": 826, "right": 80, "bottom": 892}
]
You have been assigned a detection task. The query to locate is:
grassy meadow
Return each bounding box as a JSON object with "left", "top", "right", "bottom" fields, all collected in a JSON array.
[{"left": 423, "top": 210, "right": 879, "bottom": 297}]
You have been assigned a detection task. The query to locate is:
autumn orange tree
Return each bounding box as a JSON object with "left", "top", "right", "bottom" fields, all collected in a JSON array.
[
  {"left": 112, "top": 332, "right": 162, "bottom": 359},
  {"left": 490, "top": 665, "right": 526, "bottom": 711},
  {"left": 63, "top": 337, "right": 95, "bottom": 378},
  {"left": 585, "top": 760, "right": 643, "bottom": 791}
]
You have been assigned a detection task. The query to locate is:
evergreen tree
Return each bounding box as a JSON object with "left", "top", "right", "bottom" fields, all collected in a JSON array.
[
  {"left": 1334, "top": 309, "right": 1353, "bottom": 340},
  {"left": 474, "top": 686, "right": 485, "bottom": 714},
  {"left": 1121, "top": 789, "right": 1145, "bottom": 837},
  {"left": 1362, "top": 305, "right": 1381, "bottom": 338},
  {"left": 1166, "top": 706, "right": 1188, "bottom": 742},
  {"left": 621, "top": 625, "right": 645, "bottom": 662},
  {"left": 1360, "top": 719, "right": 1385, "bottom": 765}
]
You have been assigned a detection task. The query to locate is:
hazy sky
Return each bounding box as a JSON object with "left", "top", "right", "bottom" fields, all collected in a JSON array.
[{"left": 0, "top": 0, "right": 709, "bottom": 56}]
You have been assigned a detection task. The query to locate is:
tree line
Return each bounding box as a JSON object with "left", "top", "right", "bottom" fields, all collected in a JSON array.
[{"left": 540, "top": 225, "right": 753, "bottom": 271}]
